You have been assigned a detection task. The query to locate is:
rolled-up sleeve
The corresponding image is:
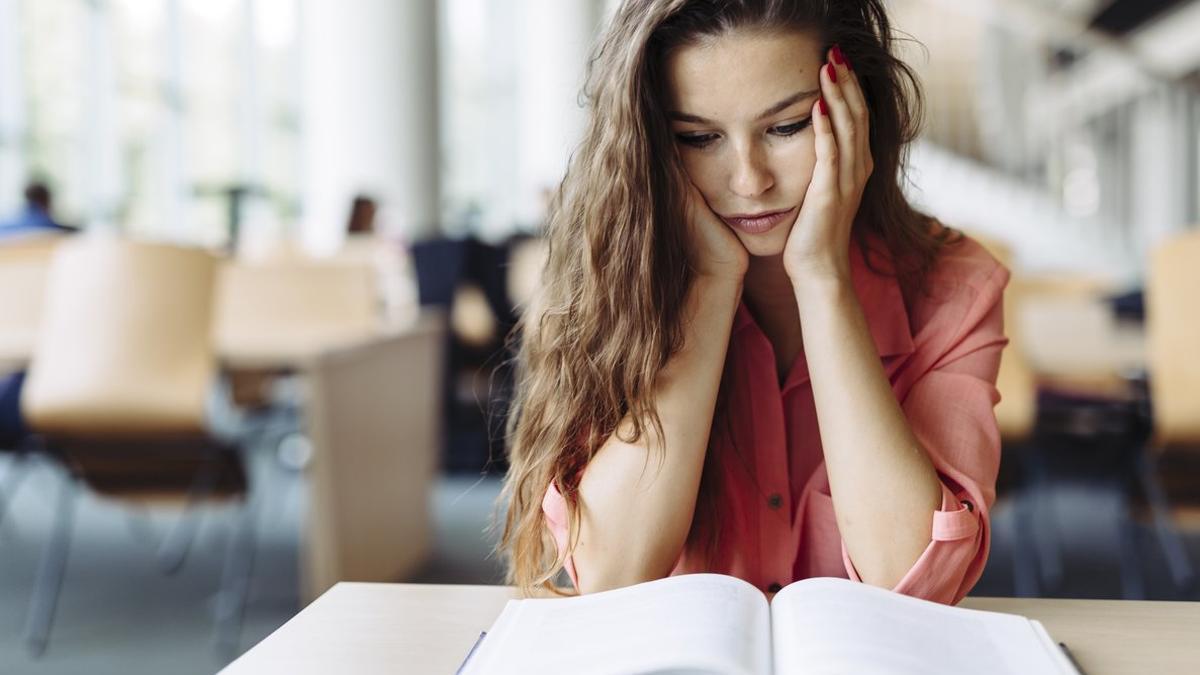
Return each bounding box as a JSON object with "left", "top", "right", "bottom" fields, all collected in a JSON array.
[{"left": 841, "top": 261, "right": 1009, "bottom": 605}]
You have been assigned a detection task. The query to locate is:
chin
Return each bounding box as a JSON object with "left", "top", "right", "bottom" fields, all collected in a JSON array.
[{"left": 735, "top": 227, "right": 791, "bottom": 259}]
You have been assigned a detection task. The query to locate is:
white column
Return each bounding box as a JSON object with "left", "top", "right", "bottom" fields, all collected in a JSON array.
[
  {"left": 163, "top": 0, "right": 189, "bottom": 240},
  {"left": 1130, "top": 86, "right": 1192, "bottom": 262},
  {"left": 0, "top": 0, "right": 25, "bottom": 215},
  {"left": 476, "top": 0, "right": 519, "bottom": 241},
  {"left": 511, "top": 0, "right": 601, "bottom": 229},
  {"left": 235, "top": 0, "right": 277, "bottom": 253},
  {"left": 300, "top": 0, "right": 439, "bottom": 253},
  {"left": 83, "top": 0, "right": 122, "bottom": 231}
]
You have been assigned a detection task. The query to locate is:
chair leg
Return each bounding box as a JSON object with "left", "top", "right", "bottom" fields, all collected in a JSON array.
[
  {"left": 1137, "top": 451, "right": 1195, "bottom": 596},
  {"left": 1027, "top": 453, "right": 1064, "bottom": 593},
  {"left": 213, "top": 495, "right": 258, "bottom": 657},
  {"left": 157, "top": 463, "right": 220, "bottom": 575},
  {"left": 124, "top": 508, "right": 159, "bottom": 545},
  {"left": 0, "top": 452, "right": 30, "bottom": 532},
  {"left": 1107, "top": 469, "right": 1147, "bottom": 599},
  {"left": 1116, "top": 499, "right": 1146, "bottom": 600},
  {"left": 24, "top": 472, "right": 78, "bottom": 657},
  {"left": 1011, "top": 485, "right": 1041, "bottom": 597}
]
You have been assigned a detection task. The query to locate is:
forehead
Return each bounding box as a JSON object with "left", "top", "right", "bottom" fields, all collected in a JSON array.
[{"left": 665, "top": 29, "right": 823, "bottom": 120}]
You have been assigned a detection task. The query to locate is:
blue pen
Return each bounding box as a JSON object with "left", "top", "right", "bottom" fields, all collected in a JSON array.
[{"left": 455, "top": 631, "right": 488, "bottom": 675}]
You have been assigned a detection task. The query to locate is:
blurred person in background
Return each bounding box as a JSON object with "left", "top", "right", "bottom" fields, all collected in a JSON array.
[
  {"left": 346, "top": 194, "right": 379, "bottom": 236},
  {"left": 499, "top": 0, "right": 1009, "bottom": 609},
  {"left": 0, "top": 181, "right": 76, "bottom": 239}
]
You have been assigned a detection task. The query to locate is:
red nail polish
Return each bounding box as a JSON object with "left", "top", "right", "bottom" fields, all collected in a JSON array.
[
  {"left": 827, "top": 63, "right": 837, "bottom": 83},
  {"left": 818, "top": 98, "right": 828, "bottom": 116},
  {"left": 832, "top": 44, "right": 845, "bottom": 66}
]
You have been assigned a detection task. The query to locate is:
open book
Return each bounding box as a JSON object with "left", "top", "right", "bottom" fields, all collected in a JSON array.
[{"left": 459, "top": 574, "right": 1079, "bottom": 675}]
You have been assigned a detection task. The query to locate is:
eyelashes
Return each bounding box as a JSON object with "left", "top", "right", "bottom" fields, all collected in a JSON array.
[
  {"left": 675, "top": 133, "right": 719, "bottom": 148},
  {"left": 771, "top": 119, "right": 812, "bottom": 136},
  {"left": 674, "top": 118, "right": 813, "bottom": 149}
]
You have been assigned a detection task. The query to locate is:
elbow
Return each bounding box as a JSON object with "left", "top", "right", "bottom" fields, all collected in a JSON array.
[
  {"left": 570, "top": 543, "right": 680, "bottom": 595},
  {"left": 857, "top": 559, "right": 918, "bottom": 592},
  {"left": 575, "top": 567, "right": 671, "bottom": 595}
]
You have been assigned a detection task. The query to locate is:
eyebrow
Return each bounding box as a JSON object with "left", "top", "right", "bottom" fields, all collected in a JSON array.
[{"left": 668, "top": 88, "right": 820, "bottom": 125}]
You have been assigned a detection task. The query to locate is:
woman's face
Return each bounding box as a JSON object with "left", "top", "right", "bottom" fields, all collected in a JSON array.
[{"left": 666, "top": 29, "right": 824, "bottom": 258}]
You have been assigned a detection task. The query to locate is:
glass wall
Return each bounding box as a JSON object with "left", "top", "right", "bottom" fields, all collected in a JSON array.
[{"left": 3, "top": 0, "right": 301, "bottom": 247}]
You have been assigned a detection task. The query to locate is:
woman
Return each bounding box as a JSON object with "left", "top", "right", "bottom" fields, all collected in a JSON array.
[{"left": 498, "top": 0, "right": 1008, "bottom": 605}]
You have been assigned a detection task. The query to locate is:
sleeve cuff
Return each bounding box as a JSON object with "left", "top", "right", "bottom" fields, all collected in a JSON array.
[{"left": 841, "top": 481, "right": 981, "bottom": 592}]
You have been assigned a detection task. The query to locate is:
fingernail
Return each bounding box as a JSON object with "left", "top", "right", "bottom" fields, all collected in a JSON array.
[
  {"left": 818, "top": 98, "right": 828, "bottom": 116},
  {"left": 827, "top": 63, "right": 837, "bottom": 83},
  {"left": 832, "top": 44, "right": 845, "bottom": 66}
]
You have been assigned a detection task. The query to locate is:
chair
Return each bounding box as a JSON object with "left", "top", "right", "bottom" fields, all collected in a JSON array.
[
  {"left": 0, "top": 231, "right": 68, "bottom": 262},
  {"left": 212, "top": 258, "right": 381, "bottom": 462},
  {"left": 0, "top": 237, "right": 64, "bottom": 524},
  {"left": 1137, "top": 228, "right": 1200, "bottom": 597},
  {"left": 19, "top": 238, "right": 254, "bottom": 655},
  {"left": 214, "top": 259, "right": 379, "bottom": 369},
  {"left": 215, "top": 255, "right": 444, "bottom": 601},
  {"left": 0, "top": 233, "right": 64, "bottom": 371},
  {"left": 335, "top": 233, "right": 420, "bottom": 329}
]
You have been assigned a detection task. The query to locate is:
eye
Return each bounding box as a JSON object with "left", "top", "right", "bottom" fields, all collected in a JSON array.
[
  {"left": 675, "top": 132, "right": 719, "bottom": 149},
  {"left": 770, "top": 118, "right": 812, "bottom": 137}
]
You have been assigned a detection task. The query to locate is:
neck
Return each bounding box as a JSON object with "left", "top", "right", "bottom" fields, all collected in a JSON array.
[
  {"left": 742, "top": 254, "right": 803, "bottom": 382},
  {"left": 743, "top": 254, "right": 797, "bottom": 325}
]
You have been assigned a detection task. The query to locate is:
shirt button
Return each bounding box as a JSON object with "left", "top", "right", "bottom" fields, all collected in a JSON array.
[
  {"left": 767, "top": 582, "right": 782, "bottom": 593},
  {"left": 767, "top": 493, "right": 783, "bottom": 510}
]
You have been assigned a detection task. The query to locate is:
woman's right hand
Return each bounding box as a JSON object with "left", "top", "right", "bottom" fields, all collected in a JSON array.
[{"left": 686, "top": 182, "right": 749, "bottom": 281}]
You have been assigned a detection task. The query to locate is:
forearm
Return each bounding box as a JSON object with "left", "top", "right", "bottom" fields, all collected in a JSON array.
[
  {"left": 794, "top": 274, "right": 941, "bottom": 589},
  {"left": 571, "top": 274, "right": 742, "bottom": 593}
]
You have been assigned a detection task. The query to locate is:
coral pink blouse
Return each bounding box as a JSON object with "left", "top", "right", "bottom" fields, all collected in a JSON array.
[{"left": 543, "top": 235, "right": 1009, "bottom": 605}]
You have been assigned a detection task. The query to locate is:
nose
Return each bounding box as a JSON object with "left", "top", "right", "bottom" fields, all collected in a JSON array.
[{"left": 729, "top": 142, "right": 774, "bottom": 199}]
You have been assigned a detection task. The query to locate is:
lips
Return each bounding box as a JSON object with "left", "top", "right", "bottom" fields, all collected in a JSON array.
[{"left": 719, "top": 206, "right": 797, "bottom": 235}]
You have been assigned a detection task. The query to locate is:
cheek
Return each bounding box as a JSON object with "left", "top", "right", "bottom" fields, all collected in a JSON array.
[
  {"left": 680, "top": 138, "right": 818, "bottom": 203},
  {"left": 679, "top": 152, "right": 724, "bottom": 201},
  {"left": 773, "top": 140, "right": 818, "bottom": 196}
]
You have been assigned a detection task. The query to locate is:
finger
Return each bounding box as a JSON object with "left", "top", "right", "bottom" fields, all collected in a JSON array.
[
  {"left": 808, "top": 96, "right": 838, "bottom": 202},
  {"left": 687, "top": 180, "right": 721, "bottom": 229},
  {"left": 685, "top": 180, "right": 706, "bottom": 227},
  {"left": 819, "top": 59, "right": 858, "bottom": 196},
  {"left": 830, "top": 46, "right": 868, "bottom": 128},
  {"left": 688, "top": 179, "right": 713, "bottom": 214},
  {"left": 829, "top": 45, "right": 873, "bottom": 178}
]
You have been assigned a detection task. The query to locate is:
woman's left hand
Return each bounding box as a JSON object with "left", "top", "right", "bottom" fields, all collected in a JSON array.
[{"left": 783, "top": 45, "right": 873, "bottom": 283}]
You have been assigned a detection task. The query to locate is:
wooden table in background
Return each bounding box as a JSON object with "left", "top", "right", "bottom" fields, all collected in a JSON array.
[{"left": 221, "top": 582, "right": 1200, "bottom": 675}]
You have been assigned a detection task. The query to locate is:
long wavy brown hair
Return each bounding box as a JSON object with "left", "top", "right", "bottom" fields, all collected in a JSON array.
[{"left": 496, "top": 0, "right": 957, "bottom": 597}]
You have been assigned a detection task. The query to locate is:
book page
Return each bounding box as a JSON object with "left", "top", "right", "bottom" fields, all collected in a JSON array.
[
  {"left": 462, "top": 574, "right": 772, "bottom": 675},
  {"left": 769, "top": 578, "right": 1076, "bottom": 675}
]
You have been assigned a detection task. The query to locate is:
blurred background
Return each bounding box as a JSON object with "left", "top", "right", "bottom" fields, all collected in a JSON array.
[{"left": 0, "top": 0, "right": 1198, "bottom": 672}]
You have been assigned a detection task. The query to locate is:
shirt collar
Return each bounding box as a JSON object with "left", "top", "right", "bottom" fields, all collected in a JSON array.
[{"left": 733, "top": 239, "right": 915, "bottom": 359}]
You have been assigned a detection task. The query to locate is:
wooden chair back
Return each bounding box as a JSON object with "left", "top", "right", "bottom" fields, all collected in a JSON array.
[
  {"left": 22, "top": 238, "right": 217, "bottom": 436},
  {"left": 214, "top": 260, "right": 378, "bottom": 365},
  {"left": 1147, "top": 229, "right": 1200, "bottom": 448}
]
